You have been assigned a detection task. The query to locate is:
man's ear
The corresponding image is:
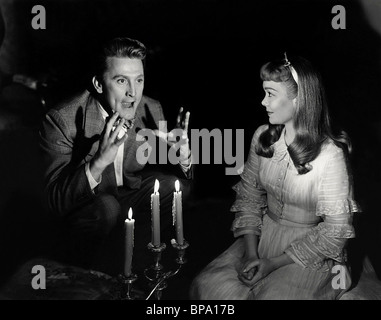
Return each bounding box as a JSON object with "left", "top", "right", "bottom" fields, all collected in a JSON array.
[{"left": 92, "top": 76, "right": 103, "bottom": 94}]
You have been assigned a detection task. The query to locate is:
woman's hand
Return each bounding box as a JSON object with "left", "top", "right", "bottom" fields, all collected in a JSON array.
[
  {"left": 238, "top": 253, "right": 294, "bottom": 288},
  {"left": 238, "top": 257, "right": 277, "bottom": 287}
]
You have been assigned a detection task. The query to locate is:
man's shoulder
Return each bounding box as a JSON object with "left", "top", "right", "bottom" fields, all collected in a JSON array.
[
  {"left": 138, "top": 95, "right": 164, "bottom": 122},
  {"left": 140, "top": 95, "right": 161, "bottom": 108},
  {"left": 50, "top": 90, "right": 94, "bottom": 115}
]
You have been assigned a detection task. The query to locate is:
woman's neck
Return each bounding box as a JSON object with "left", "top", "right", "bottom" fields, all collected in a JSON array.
[{"left": 284, "top": 124, "right": 295, "bottom": 146}]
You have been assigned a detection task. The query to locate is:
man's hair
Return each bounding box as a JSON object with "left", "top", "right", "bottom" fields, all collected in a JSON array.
[{"left": 95, "top": 37, "right": 146, "bottom": 78}]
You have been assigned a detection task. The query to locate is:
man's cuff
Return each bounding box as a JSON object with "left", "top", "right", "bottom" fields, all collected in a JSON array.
[
  {"left": 179, "top": 154, "right": 192, "bottom": 172},
  {"left": 85, "top": 162, "right": 102, "bottom": 191}
]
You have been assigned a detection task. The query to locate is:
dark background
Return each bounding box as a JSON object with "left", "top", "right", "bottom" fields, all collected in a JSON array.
[{"left": 0, "top": 0, "right": 380, "bottom": 299}]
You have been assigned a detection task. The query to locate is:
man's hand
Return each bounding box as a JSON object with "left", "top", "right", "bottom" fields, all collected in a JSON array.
[
  {"left": 154, "top": 107, "right": 191, "bottom": 164},
  {"left": 90, "top": 112, "right": 128, "bottom": 181},
  {"left": 174, "top": 107, "right": 191, "bottom": 163}
]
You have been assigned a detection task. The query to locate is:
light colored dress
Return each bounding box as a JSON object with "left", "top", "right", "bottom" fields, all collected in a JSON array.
[{"left": 190, "top": 124, "right": 361, "bottom": 300}]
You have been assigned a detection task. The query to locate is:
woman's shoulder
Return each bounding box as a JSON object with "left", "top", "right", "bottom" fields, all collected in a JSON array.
[
  {"left": 322, "top": 138, "right": 344, "bottom": 154},
  {"left": 316, "top": 138, "right": 346, "bottom": 164},
  {"left": 252, "top": 124, "right": 269, "bottom": 140},
  {"left": 255, "top": 124, "right": 269, "bottom": 134},
  {"left": 249, "top": 124, "right": 269, "bottom": 147}
]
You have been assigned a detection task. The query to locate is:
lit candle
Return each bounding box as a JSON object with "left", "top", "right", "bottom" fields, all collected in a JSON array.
[
  {"left": 173, "top": 180, "right": 184, "bottom": 245},
  {"left": 124, "top": 207, "right": 135, "bottom": 277},
  {"left": 151, "top": 179, "right": 161, "bottom": 247}
]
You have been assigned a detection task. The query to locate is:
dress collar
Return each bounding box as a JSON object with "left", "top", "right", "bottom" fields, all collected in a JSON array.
[{"left": 272, "top": 128, "right": 288, "bottom": 162}]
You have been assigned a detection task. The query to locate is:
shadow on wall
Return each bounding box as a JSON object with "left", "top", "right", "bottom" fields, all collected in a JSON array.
[
  {"left": 0, "top": 125, "right": 61, "bottom": 287},
  {"left": 350, "top": 0, "right": 381, "bottom": 280}
]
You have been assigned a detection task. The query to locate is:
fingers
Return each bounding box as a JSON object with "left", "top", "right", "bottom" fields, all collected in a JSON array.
[
  {"left": 183, "top": 111, "right": 190, "bottom": 133},
  {"left": 237, "top": 272, "right": 255, "bottom": 287},
  {"left": 105, "top": 111, "right": 120, "bottom": 136},
  {"left": 249, "top": 272, "right": 263, "bottom": 285},
  {"left": 176, "top": 107, "right": 183, "bottom": 127},
  {"left": 115, "top": 131, "right": 129, "bottom": 146},
  {"left": 241, "top": 267, "right": 255, "bottom": 281},
  {"left": 238, "top": 265, "right": 261, "bottom": 287},
  {"left": 110, "top": 117, "right": 125, "bottom": 141},
  {"left": 153, "top": 129, "right": 168, "bottom": 142},
  {"left": 242, "top": 260, "right": 260, "bottom": 273}
]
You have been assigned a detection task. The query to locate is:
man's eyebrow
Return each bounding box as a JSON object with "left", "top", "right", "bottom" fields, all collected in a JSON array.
[{"left": 112, "top": 74, "right": 144, "bottom": 79}]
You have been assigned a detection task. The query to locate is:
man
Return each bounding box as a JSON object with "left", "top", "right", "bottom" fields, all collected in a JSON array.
[{"left": 39, "top": 37, "right": 192, "bottom": 276}]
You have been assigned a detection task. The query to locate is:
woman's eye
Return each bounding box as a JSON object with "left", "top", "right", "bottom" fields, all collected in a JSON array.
[{"left": 267, "top": 92, "right": 273, "bottom": 97}]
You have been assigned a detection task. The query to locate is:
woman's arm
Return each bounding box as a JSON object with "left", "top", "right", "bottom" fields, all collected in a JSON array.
[
  {"left": 285, "top": 146, "right": 360, "bottom": 270},
  {"left": 231, "top": 125, "right": 268, "bottom": 238}
]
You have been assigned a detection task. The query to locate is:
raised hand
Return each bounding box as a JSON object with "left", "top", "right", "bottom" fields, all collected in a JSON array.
[
  {"left": 90, "top": 112, "right": 128, "bottom": 180},
  {"left": 175, "top": 106, "right": 190, "bottom": 133},
  {"left": 154, "top": 107, "right": 191, "bottom": 164},
  {"left": 174, "top": 107, "right": 191, "bottom": 162}
]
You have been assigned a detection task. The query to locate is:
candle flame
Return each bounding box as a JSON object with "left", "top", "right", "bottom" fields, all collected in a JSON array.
[
  {"left": 154, "top": 179, "right": 160, "bottom": 193},
  {"left": 175, "top": 180, "right": 180, "bottom": 192},
  {"left": 128, "top": 207, "right": 133, "bottom": 220}
]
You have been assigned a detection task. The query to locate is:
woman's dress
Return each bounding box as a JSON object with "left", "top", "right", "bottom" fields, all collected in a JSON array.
[{"left": 190, "top": 125, "right": 361, "bottom": 300}]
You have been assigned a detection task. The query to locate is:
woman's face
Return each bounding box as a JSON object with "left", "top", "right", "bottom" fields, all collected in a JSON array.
[{"left": 261, "top": 80, "right": 296, "bottom": 126}]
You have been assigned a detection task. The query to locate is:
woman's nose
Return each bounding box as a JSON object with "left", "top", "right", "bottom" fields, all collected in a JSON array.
[{"left": 261, "top": 96, "right": 268, "bottom": 106}]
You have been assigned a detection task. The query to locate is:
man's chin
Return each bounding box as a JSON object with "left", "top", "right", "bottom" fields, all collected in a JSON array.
[{"left": 122, "top": 111, "right": 136, "bottom": 121}]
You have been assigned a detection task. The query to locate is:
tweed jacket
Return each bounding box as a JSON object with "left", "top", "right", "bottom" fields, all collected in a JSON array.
[{"left": 40, "top": 90, "right": 189, "bottom": 216}]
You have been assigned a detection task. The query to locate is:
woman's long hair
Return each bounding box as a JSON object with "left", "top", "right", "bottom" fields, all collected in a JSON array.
[{"left": 256, "top": 56, "right": 351, "bottom": 174}]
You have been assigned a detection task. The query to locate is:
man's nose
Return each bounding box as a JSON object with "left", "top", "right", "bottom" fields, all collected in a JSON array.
[{"left": 126, "top": 83, "right": 136, "bottom": 97}]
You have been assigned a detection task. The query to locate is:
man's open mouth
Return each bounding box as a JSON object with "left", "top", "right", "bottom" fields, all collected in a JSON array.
[{"left": 122, "top": 101, "right": 135, "bottom": 108}]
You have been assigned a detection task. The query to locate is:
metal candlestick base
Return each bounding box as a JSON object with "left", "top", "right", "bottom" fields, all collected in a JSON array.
[
  {"left": 143, "top": 240, "right": 190, "bottom": 300},
  {"left": 144, "top": 242, "right": 167, "bottom": 300},
  {"left": 171, "top": 239, "right": 189, "bottom": 264},
  {"left": 117, "top": 273, "right": 140, "bottom": 300}
]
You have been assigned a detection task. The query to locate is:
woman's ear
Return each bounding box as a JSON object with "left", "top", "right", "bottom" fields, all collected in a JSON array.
[
  {"left": 292, "top": 97, "right": 297, "bottom": 107},
  {"left": 92, "top": 76, "right": 103, "bottom": 94}
]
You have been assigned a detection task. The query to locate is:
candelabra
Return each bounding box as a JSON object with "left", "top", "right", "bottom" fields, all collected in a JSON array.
[
  {"left": 144, "top": 239, "right": 190, "bottom": 300},
  {"left": 118, "top": 238, "right": 189, "bottom": 300},
  {"left": 116, "top": 178, "right": 188, "bottom": 300},
  {"left": 118, "top": 239, "right": 189, "bottom": 300}
]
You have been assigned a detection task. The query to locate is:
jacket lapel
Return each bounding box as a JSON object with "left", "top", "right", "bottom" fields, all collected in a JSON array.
[{"left": 83, "top": 92, "right": 117, "bottom": 194}]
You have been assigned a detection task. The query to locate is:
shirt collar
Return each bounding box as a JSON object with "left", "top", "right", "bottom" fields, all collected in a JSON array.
[{"left": 97, "top": 102, "right": 109, "bottom": 120}]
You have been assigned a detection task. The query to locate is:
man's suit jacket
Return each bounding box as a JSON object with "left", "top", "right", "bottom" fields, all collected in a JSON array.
[{"left": 40, "top": 90, "right": 185, "bottom": 216}]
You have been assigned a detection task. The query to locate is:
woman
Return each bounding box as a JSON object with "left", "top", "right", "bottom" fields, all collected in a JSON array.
[{"left": 190, "top": 54, "right": 361, "bottom": 300}]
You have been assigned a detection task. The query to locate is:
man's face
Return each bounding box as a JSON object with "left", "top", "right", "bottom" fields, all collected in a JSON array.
[{"left": 96, "top": 56, "right": 144, "bottom": 120}]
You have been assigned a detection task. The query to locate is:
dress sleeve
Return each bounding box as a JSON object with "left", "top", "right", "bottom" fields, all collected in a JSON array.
[
  {"left": 285, "top": 146, "right": 361, "bottom": 270},
  {"left": 230, "top": 125, "right": 268, "bottom": 237}
]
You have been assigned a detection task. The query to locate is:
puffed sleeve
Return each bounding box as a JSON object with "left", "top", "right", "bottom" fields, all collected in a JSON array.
[
  {"left": 230, "top": 125, "right": 268, "bottom": 237},
  {"left": 285, "top": 146, "right": 361, "bottom": 270}
]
